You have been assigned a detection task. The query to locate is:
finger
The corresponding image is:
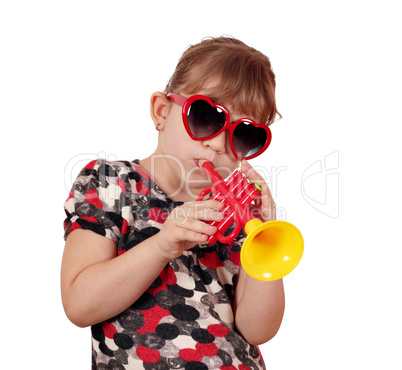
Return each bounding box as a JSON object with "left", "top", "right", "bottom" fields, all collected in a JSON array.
[
  {"left": 169, "top": 207, "right": 218, "bottom": 235},
  {"left": 180, "top": 217, "right": 218, "bottom": 236},
  {"left": 241, "top": 160, "right": 274, "bottom": 199},
  {"left": 240, "top": 160, "right": 277, "bottom": 222},
  {"left": 164, "top": 225, "right": 210, "bottom": 245},
  {"left": 181, "top": 229, "right": 210, "bottom": 243},
  {"left": 196, "top": 199, "right": 225, "bottom": 211},
  {"left": 241, "top": 159, "right": 264, "bottom": 182}
]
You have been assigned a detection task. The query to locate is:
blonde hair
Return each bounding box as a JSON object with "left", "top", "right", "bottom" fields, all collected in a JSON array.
[{"left": 164, "top": 36, "right": 281, "bottom": 125}]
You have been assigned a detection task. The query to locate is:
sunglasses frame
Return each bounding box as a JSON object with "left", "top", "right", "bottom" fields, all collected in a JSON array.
[{"left": 167, "top": 93, "right": 272, "bottom": 160}]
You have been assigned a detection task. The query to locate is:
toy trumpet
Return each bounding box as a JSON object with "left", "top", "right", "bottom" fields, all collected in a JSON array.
[{"left": 197, "top": 160, "right": 304, "bottom": 281}]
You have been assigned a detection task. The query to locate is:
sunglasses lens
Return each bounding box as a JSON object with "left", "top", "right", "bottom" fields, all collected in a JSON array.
[
  {"left": 232, "top": 122, "right": 268, "bottom": 159},
  {"left": 187, "top": 100, "right": 226, "bottom": 138}
]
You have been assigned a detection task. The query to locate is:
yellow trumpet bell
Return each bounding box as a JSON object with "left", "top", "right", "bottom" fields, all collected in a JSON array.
[{"left": 241, "top": 219, "right": 304, "bottom": 281}]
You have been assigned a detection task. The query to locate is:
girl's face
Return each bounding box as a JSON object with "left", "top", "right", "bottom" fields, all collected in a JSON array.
[{"left": 151, "top": 81, "right": 259, "bottom": 201}]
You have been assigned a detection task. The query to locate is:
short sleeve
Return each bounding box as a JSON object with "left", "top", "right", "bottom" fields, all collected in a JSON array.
[{"left": 63, "top": 159, "right": 129, "bottom": 242}]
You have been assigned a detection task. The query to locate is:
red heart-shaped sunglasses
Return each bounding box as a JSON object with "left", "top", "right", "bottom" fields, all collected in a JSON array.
[{"left": 167, "top": 93, "right": 272, "bottom": 160}]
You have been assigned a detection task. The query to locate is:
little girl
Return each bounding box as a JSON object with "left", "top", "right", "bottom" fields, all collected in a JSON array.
[{"left": 62, "top": 36, "right": 285, "bottom": 370}]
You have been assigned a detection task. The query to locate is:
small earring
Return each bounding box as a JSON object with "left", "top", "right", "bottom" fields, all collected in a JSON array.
[{"left": 156, "top": 123, "right": 161, "bottom": 131}]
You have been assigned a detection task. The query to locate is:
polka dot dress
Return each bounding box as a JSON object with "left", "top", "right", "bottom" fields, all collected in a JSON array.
[{"left": 64, "top": 159, "right": 265, "bottom": 369}]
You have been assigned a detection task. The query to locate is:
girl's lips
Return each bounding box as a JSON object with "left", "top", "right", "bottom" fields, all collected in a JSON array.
[{"left": 195, "top": 159, "right": 210, "bottom": 168}]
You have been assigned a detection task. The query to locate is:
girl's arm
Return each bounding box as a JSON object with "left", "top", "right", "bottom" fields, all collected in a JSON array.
[
  {"left": 61, "top": 229, "right": 170, "bottom": 327},
  {"left": 234, "top": 269, "right": 285, "bottom": 345},
  {"left": 233, "top": 160, "right": 286, "bottom": 345},
  {"left": 61, "top": 199, "right": 224, "bottom": 328}
]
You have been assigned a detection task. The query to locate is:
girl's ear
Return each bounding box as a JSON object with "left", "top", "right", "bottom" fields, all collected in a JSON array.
[{"left": 150, "top": 92, "right": 170, "bottom": 130}]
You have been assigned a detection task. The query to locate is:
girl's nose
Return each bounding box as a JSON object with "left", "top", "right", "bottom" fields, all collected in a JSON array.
[{"left": 202, "top": 131, "right": 227, "bottom": 155}]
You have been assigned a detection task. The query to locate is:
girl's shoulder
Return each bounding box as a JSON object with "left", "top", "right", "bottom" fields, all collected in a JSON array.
[
  {"left": 87, "top": 158, "right": 142, "bottom": 176},
  {"left": 79, "top": 158, "right": 153, "bottom": 187}
]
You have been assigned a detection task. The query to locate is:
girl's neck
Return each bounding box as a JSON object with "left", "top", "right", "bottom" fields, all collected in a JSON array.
[{"left": 138, "top": 155, "right": 198, "bottom": 203}]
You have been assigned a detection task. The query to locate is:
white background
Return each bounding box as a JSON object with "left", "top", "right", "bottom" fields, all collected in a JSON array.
[{"left": 1, "top": 1, "right": 401, "bottom": 369}]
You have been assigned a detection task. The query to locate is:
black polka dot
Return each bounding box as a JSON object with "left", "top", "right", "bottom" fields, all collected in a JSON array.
[
  {"left": 118, "top": 309, "right": 145, "bottom": 330},
  {"left": 76, "top": 201, "right": 97, "bottom": 217},
  {"left": 194, "top": 280, "right": 208, "bottom": 293},
  {"left": 155, "top": 290, "right": 185, "bottom": 310},
  {"left": 191, "top": 328, "right": 215, "bottom": 344},
  {"left": 192, "top": 265, "right": 213, "bottom": 285},
  {"left": 99, "top": 341, "right": 114, "bottom": 357},
  {"left": 105, "top": 211, "right": 124, "bottom": 229},
  {"left": 155, "top": 323, "right": 180, "bottom": 340},
  {"left": 234, "top": 348, "right": 249, "bottom": 362},
  {"left": 166, "top": 357, "right": 185, "bottom": 369},
  {"left": 108, "top": 359, "right": 126, "bottom": 370},
  {"left": 223, "top": 283, "right": 235, "bottom": 303},
  {"left": 91, "top": 324, "right": 105, "bottom": 342},
  {"left": 131, "top": 292, "right": 157, "bottom": 310},
  {"left": 218, "top": 349, "right": 233, "bottom": 366},
  {"left": 184, "top": 362, "right": 208, "bottom": 370},
  {"left": 143, "top": 360, "right": 170, "bottom": 370},
  {"left": 141, "top": 332, "right": 165, "bottom": 349},
  {"left": 227, "top": 332, "right": 247, "bottom": 350},
  {"left": 170, "top": 304, "right": 200, "bottom": 321},
  {"left": 149, "top": 276, "right": 162, "bottom": 289},
  {"left": 168, "top": 284, "right": 194, "bottom": 298},
  {"left": 250, "top": 344, "right": 259, "bottom": 358},
  {"left": 115, "top": 347, "right": 131, "bottom": 365},
  {"left": 114, "top": 333, "right": 134, "bottom": 350},
  {"left": 200, "top": 294, "right": 213, "bottom": 308},
  {"left": 174, "top": 320, "right": 200, "bottom": 336}
]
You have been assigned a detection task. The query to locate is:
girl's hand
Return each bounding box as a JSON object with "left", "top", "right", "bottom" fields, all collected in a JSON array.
[
  {"left": 241, "top": 159, "right": 276, "bottom": 222},
  {"left": 155, "top": 200, "right": 224, "bottom": 261}
]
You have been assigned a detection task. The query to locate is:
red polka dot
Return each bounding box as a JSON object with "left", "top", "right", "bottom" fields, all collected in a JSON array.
[
  {"left": 136, "top": 180, "right": 151, "bottom": 195},
  {"left": 148, "top": 207, "right": 168, "bottom": 223},
  {"left": 229, "top": 250, "right": 240, "bottom": 266},
  {"left": 134, "top": 165, "right": 151, "bottom": 180},
  {"left": 85, "top": 160, "right": 97, "bottom": 169},
  {"left": 102, "top": 322, "right": 117, "bottom": 339},
  {"left": 179, "top": 348, "right": 203, "bottom": 362},
  {"left": 147, "top": 267, "right": 177, "bottom": 296},
  {"left": 195, "top": 343, "right": 218, "bottom": 357},
  {"left": 199, "top": 253, "right": 224, "bottom": 269},
  {"left": 166, "top": 266, "right": 177, "bottom": 285},
  {"left": 207, "top": 324, "right": 229, "bottom": 337},
  {"left": 121, "top": 218, "right": 128, "bottom": 235},
  {"left": 136, "top": 346, "right": 160, "bottom": 363},
  {"left": 117, "top": 178, "right": 126, "bottom": 194},
  {"left": 84, "top": 189, "right": 103, "bottom": 208},
  {"left": 137, "top": 305, "right": 171, "bottom": 335},
  {"left": 81, "top": 216, "right": 98, "bottom": 223},
  {"left": 239, "top": 365, "right": 252, "bottom": 370},
  {"left": 67, "top": 223, "right": 82, "bottom": 234}
]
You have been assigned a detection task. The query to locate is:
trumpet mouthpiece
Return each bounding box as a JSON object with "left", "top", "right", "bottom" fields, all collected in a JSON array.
[{"left": 197, "top": 159, "right": 209, "bottom": 168}]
